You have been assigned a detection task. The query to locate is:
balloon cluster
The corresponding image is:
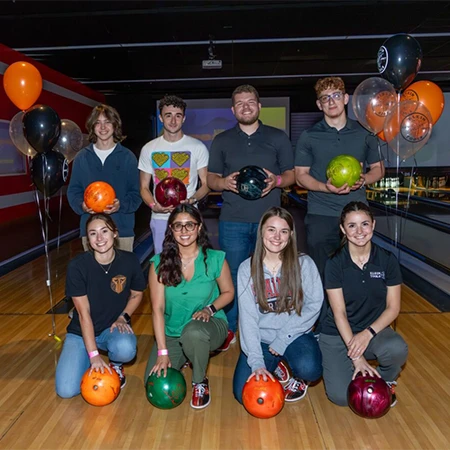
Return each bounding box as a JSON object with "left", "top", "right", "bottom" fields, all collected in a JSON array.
[
  {"left": 353, "top": 34, "right": 444, "bottom": 161},
  {"left": 4, "top": 61, "right": 84, "bottom": 196}
]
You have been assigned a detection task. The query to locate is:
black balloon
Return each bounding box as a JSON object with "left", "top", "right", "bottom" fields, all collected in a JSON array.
[
  {"left": 377, "top": 34, "right": 422, "bottom": 91},
  {"left": 23, "top": 104, "right": 61, "bottom": 153},
  {"left": 31, "top": 151, "right": 69, "bottom": 196}
]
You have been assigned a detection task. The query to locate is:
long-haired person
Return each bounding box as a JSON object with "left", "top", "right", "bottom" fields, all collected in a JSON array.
[
  {"left": 233, "top": 207, "right": 323, "bottom": 404},
  {"left": 319, "top": 201, "right": 408, "bottom": 406},
  {"left": 145, "top": 204, "right": 234, "bottom": 409},
  {"left": 55, "top": 214, "right": 146, "bottom": 398}
]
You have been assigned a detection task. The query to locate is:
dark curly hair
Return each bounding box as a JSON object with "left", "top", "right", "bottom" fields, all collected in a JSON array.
[
  {"left": 158, "top": 95, "right": 187, "bottom": 115},
  {"left": 157, "top": 204, "right": 212, "bottom": 286}
]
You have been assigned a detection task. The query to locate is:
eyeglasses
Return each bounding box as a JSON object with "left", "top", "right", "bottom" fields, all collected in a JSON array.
[
  {"left": 318, "top": 92, "right": 344, "bottom": 104},
  {"left": 171, "top": 221, "right": 199, "bottom": 232}
]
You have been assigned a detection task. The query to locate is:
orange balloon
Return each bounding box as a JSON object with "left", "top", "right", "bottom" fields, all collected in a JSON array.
[
  {"left": 3, "top": 61, "right": 43, "bottom": 110},
  {"left": 401, "top": 80, "right": 445, "bottom": 125},
  {"left": 80, "top": 369, "right": 121, "bottom": 406},
  {"left": 84, "top": 181, "right": 116, "bottom": 213},
  {"left": 377, "top": 130, "right": 386, "bottom": 141}
]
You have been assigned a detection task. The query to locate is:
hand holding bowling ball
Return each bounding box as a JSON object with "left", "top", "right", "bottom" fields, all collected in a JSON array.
[
  {"left": 242, "top": 376, "right": 285, "bottom": 419},
  {"left": 146, "top": 367, "right": 186, "bottom": 409},
  {"left": 326, "top": 155, "right": 362, "bottom": 189},
  {"left": 84, "top": 181, "right": 116, "bottom": 213},
  {"left": 154, "top": 177, "right": 187, "bottom": 208},
  {"left": 236, "top": 166, "right": 268, "bottom": 200},
  {"left": 80, "top": 368, "right": 121, "bottom": 406},
  {"left": 348, "top": 374, "right": 392, "bottom": 419}
]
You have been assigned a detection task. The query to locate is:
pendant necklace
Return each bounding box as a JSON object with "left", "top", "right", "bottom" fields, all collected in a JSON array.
[
  {"left": 181, "top": 250, "right": 199, "bottom": 270},
  {"left": 97, "top": 251, "right": 115, "bottom": 274}
]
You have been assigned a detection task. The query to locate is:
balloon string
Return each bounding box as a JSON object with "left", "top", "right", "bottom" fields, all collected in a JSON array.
[
  {"left": 33, "top": 180, "right": 60, "bottom": 342},
  {"left": 55, "top": 189, "right": 63, "bottom": 284}
]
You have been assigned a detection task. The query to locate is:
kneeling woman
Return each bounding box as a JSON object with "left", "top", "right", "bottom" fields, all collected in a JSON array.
[
  {"left": 233, "top": 207, "right": 323, "bottom": 404},
  {"left": 319, "top": 201, "right": 408, "bottom": 407},
  {"left": 55, "top": 214, "right": 146, "bottom": 398},
  {"left": 145, "top": 204, "right": 233, "bottom": 409}
]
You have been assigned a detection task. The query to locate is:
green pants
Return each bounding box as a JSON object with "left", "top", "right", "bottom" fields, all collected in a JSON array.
[{"left": 144, "top": 317, "right": 228, "bottom": 384}]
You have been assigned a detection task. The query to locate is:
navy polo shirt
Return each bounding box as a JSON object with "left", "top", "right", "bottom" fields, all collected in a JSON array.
[
  {"left": 321, "top": 243, "right": 402, "bottom": 336},
  {"left": 208, "top": 121, "right": 294, "bottom": 223},
  {"left": 295, "top": 118, "right": 381, "bottom": 217}
]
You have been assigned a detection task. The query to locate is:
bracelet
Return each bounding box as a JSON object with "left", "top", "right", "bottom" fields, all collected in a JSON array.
[
  {"left": 88, "top": 350, "right": 99, "bottom": 359},
  {"left": 190, "top": 197, "right": 198, "bottom": 205},
  {"left": 149, "top": 202, "right": 156, "bottom": 209},
  {"left": 207, "top": 303, "right": 217, "bottom": 316},
  {"left": 157, "top": 349, "right": 169, "bottom": 356},
  {"left": 276, "top": 175, "right": 282, "bottom": 187},
  {"left": 359, "top": 180, "right": 366, "bottom": 190},
  {"left": 350, "top": 355, "right": 361, "bottom": 361},
  {"left": 367, "top": 326, "right": 377, "bottom": 337}
]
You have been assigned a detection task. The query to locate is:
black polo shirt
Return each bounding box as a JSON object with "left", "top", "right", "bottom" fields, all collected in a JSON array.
[
  {"left": 208, "top": 121, "right": 294, "bottom": 223},
  {"left": 295, "top": 118, "right": 381, "bottom": 217},
  {"left": 66, "top": 250, "right": 146, "bottom": 336},
  {"left": 321, "top": 243, "right": 402, "bottom": 336}
]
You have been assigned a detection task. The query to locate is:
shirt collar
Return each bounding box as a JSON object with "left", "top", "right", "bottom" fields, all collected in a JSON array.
[{"left": 235, "top": 120, "right": 263, "bottom": 136}]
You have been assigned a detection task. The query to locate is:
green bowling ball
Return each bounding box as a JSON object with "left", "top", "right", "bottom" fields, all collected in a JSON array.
[
  {"left": 326, "top": 154, "right": 362, "bottom": 188},
  {"left": 146, "top": 368, "right": 186, "bottom": 409}
]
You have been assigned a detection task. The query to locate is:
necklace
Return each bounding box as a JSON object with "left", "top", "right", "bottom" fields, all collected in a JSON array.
[
  {"left": 181, "top": 249, "right": 199, "bottom": 270},
  {"left": 354, "top": 253, "right": 370, "bottom": 268},
  {"left": 96, "top": 251, "right": 115, "bottom": 274},
  {"left": 265, "top": 259, "right": 281, "bottom": 275}
]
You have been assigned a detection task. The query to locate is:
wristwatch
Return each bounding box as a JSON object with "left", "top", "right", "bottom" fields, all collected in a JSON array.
[{"left": 121, "top": 312, "right": 131, "bottom": 324}]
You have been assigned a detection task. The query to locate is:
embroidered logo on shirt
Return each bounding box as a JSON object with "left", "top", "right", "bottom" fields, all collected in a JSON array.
[
  {"left": 111, "top": 275, "right": 127, "bottom": 293},
  {"left": 370, "top": 271, "right": 385, "bottom": 279}
]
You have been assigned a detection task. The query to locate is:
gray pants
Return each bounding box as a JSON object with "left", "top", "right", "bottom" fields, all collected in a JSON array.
[
  {"left": 144, "top": 317, "right": 228, "bottom": 384},
  {"left": 319, "top": 327, "right": 408, "bottom": 406}
]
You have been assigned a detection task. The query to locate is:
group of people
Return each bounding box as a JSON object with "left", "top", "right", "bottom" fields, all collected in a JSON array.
[{"left": 55, "top": 77, "right": 408, "bottom": 412}]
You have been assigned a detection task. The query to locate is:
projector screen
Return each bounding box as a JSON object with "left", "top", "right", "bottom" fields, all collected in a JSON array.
[{"left": 156, "top": 97, "right": 290, "bottom": 149}]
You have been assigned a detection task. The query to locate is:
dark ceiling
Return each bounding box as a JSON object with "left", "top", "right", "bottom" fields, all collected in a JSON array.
[{"left": 2, "top": 0, "right": 450, "bottom": 101}]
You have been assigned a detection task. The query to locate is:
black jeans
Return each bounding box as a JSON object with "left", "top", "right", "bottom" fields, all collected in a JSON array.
[{"left": 304, "top": 213, "right": 341, "bottom": 332}]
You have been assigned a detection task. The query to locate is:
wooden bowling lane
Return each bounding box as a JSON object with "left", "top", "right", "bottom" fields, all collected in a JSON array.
[{"left": 1, "top": 219, "right": 450, "bottom": 449}]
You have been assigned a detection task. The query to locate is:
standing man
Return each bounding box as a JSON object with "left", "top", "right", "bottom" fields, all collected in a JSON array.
[
  {"left": 295, "top": 77, "right": 385, "bottom": 330},
  {"left": 68, "top": 104, "right": 141, "bottom": 252},
  {"left": 208, "top": 84, "right": 295, "bottom": 349},
  {"left": 139, "top": 95, "right": 210, "bottom": 254}
]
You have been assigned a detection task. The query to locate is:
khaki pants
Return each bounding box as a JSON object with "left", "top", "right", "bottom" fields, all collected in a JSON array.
[
  {"left": 144, "top": 317, "right": 228, "bottom": 384},
  {"left": 82, "top": 236, "right": 134, "bottom": 252}
]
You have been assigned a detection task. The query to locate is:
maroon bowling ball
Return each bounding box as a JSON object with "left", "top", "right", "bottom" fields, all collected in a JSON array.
[
  {"left": 348, "top": 375, "right": 392, "bottom": 419},
  {"left": 155, "top": 177, "right": 187, "bottom": 207}
]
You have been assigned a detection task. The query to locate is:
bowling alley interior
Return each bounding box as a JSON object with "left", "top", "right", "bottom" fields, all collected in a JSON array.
[{"left": 2, "top": 2, "right": 450, "bottom": 450}]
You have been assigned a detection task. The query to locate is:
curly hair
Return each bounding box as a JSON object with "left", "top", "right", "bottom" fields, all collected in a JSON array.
[
  {"left": 314, "top": 77, "right": 346, "bottom": 97},
  {"left": 158, "top": 95, "right": 187, "bottom": 115},
  {"left": 85, "top": 104, "right": 126, "bottom": 144},
  {"left": 156, "top": 204, "right": 212, "bottom": 286},
  {"left": 251, "top": 207, "right": 303, "bottom": 315},
  {"left": 231, "top": 84, "right": 260, "bottom": 105}
]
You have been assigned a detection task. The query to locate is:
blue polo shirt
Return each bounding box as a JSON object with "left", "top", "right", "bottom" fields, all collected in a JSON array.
[
  {"left": 208, "top": 121, "right": 294, "bottom": 223},
  {"left": 321, "top": 243, "right": 402, "bottom": 336},
  {"left": 295, "top": 118, "right": 381, "bottom": 217}
]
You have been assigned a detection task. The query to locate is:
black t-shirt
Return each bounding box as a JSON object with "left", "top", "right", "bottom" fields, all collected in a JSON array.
[
  {"left": 66, "top": 250, "right": 146, "bottom": 336},
  {"left": 321, "top": 243, "right": 402, "bottom": 335},
  {"left": 208, "top": 121, "right": 294, "bottom": 223}
]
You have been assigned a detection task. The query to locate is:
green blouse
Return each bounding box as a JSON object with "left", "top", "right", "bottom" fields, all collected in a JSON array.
[{"left": 151, "top": 248, "right": 228, "bottom": 337}]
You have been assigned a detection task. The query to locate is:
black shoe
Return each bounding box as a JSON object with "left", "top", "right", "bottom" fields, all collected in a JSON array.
[{"left": 110, "top": 363, "right": 126, "bottom": 389}]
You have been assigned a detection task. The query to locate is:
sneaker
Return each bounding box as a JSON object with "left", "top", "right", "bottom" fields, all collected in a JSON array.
[
  {"left": 181, "top": 360, "right": 192, "bottom": 371},
  {"left": 109, "top": 363, "right": 126, "bottom": 389},
  {"left": 273, "top": 360, "right": 290, "bottom": 383},
  {"left": 190, "top": 378, "right": 211, "bottom": 409},
  {"left": 217, "top": 330, "right": 236, "bottom": 352},
  {"left": 284, "top": 377, "right": 308, "bottom": 402},
  {"left": 386, "top": 381, "right": 397, "bottom": 407}
]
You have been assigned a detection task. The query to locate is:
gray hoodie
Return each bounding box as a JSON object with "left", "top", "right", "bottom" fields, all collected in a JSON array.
[{"left": 237, "top": 254, "right": 323, "bottom": 372}]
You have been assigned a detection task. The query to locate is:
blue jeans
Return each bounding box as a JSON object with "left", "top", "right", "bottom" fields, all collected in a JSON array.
[
  {"left": 55, "top": 328, "right": 137, "bottom": 398},
  {"left": 233, "top": 332, "right": 323, "bottom": 404},
  {"left": 219, "top": 221, "right": 259, "bottom": 333}
]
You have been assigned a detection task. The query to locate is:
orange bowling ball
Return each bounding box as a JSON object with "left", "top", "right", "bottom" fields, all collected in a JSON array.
[
  {"left": 84, "top": 181, "right": 116, "bottom": 213},
  {"left": 242, "top": 377, "right": 285, "bottom": 419},
  {"left": 80, "top": 368, "right": 121, "bottom": 406}
]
